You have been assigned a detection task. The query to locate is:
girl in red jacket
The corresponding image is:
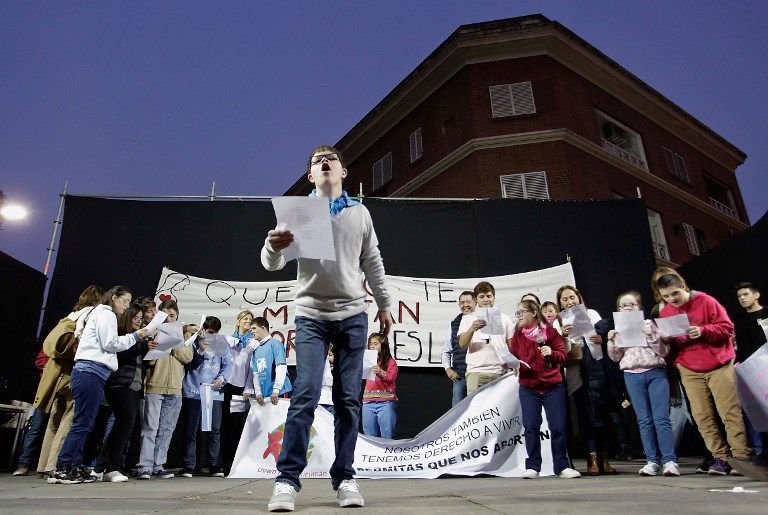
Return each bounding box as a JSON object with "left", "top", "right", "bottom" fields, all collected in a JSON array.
[
  {"left": 508, "top": 300, "right": 580, "bottom": 479},
  {"left": 362, "top": 333, "right": 398, "bottom": 439}
]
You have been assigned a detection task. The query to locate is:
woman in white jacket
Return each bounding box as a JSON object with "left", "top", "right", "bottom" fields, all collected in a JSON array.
[{"left": 48, "top": 286, "right": 151, "bottom": 485}]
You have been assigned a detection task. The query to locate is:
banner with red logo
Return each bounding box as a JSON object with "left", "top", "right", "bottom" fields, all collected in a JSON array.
[
  {"left": 154, "top": 263, "right": 575, "bottom": 367},
  {"left": 228, "top": 373, "right": 554, "bottom": 479}
]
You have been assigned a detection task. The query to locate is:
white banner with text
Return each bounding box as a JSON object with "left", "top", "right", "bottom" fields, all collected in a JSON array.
[{"left": 154, "top": 262, "right": 575, "bottom": 367}]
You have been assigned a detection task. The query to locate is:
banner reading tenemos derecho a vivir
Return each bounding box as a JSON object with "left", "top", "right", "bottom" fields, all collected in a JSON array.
[
  {"left": 228, "top": 373, "right": 554, "bottom": 479},
  {"left": 154, "top": 262, "right": 575, "bottom": 367}
]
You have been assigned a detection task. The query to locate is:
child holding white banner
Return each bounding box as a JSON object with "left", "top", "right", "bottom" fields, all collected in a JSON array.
[
  {"left": 656, "top": 272, "right": 750, "bottom": 475},
  {"left": 507, "top": 300, "right": 580, "bottom": 479},
  {"left": 262, "top": 145, "right": 394, "bottom": 512},
  {"left": 180, "top": 316, "right": 233, "bottom": 478},
  {"left": 606, "top": 291, "right": 677, "bottom": 477}
]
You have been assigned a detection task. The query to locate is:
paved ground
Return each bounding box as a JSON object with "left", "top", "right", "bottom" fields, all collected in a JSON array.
[{"left": 0, "top": 458, "right": 765, "bottom": 514}]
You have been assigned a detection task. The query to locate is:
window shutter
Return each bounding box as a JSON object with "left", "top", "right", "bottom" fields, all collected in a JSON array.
[
  {"left": 409, "top": 128, "right": 423, "bottom": 163},
  {"left": 674, "top": 153, "right": 690, "bottom": 182},
  {"left": 500, "top": 172, "right": 549, "bottom": 200},
  {"left": 510, "top": 81, "right": 536, "bottom": 115},
  {"left": 663, "top": 147, "right": 676, "bottom": 177},
  {"left": 489, "top": 85, "right": 514, "bottom": 118},
  {"left": 663, "top": 147, "right": 690, "bottom": 183},
  {"left": 372, "top": 152, "right": 393, "bottom": 191},
  {"left": 682, "top": 222, "right": 700, "bottom": 256}
]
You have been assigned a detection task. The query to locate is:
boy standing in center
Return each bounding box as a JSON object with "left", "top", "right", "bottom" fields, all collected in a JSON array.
[{"left": 261, "top": 145, "right": 394, "bottom": 512}]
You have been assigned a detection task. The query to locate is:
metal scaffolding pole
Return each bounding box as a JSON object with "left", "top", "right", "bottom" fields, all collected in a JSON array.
[{"left": 43, "top": 180, "right": 68, "bottom": 276}]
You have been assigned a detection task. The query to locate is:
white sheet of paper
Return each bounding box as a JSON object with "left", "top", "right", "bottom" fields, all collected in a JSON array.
[
  {"left": 494, "top": 345, "right": 520, "bottom": 368},
  {"left": 143, "top": 348, "right": 172, "bottom": 361},
  {"left": 561, "top": 305, "right": 596, "bottom": 338},
  {"left": 200, "top": 383, "right": 214, "bottom": 431},
  {"left": 613, "top": 311, "right": 648, "bottom": 348},
  {"left": 230, "top": 395, "right": 249, "bottom": 413},
  {"left": 155, "top": 321, "right": 185, "bottom": 350},
  {"left": 362, "top": 349, "right": 378, "bottom": 380},
  {"left": 201, "top": 333, "right": 232, "bottom": 358},
  {"left": 144, "top": 310, "right": 169, "bottom": 332},
  {"left": 475, "top": 307, "right": 504, "bottom": 336},
  {"left": 271, "top": 196, "right": 336, "bottom": 262},
  {"left": 654, "top": 314, "right": 690, "bottom": 337},
  {"left": 184, "top": 314, "right": 206, "bottom": 347}
]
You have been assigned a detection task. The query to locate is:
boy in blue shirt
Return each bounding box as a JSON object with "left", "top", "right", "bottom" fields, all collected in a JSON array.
[
  {"left": 244, "top": 317, "right": 292, "bottom": 404},
  {"left": 262, "top": 145, "right": 393, "bottom": 511},
  {"left": 180, "top": 316, "right": 233, "bottom": 478}
]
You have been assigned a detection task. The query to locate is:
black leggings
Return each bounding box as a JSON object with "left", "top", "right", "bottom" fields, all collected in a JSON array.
[{"left": 96, "top": 386, "right": 141, "bottom": 473}]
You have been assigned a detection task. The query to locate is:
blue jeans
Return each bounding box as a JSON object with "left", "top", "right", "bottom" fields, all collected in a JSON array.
[
  {"left": 519, "top": 384, "right": 570, "bottom": 474},
  {"left": 18, "top": 408, "right": 49, "bottom": 467},
  {"left": 744, "top": 411, "right": 765, "bottom": 458},
  {"left": 139, "top": 393, "right": 182, "bottom": 472},
  {"left": 57, "top": 367, "right": 107, "bottom": 468},
  {"left": 624, "top": 367, "right": 676, "bottom": 464},
  {"left": 363, "top": 401, "right": 397, "bottom": 438},
  {"left": 182, "top": 398, "right": 223, "bottom": 469},
  {"left": 276, "top": 312, "right": 367, "bottom": 491},
  {"left": 451, "top": 377, "right": 467, "bottom": 407}
]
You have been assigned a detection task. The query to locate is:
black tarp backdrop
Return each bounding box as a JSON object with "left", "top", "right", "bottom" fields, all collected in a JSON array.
[
  {"left": 43, "top": 196, "right": 657, "bottom": 437},
  {"left": 0, "top": 251, "right": 46, "bottom": 404},
  {"left": 680, "top": 210, "right": 768, "bottom": 319}
]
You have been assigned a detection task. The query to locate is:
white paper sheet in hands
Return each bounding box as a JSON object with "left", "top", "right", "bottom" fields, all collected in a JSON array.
[
  {"left": 155, "top": 321, "right": 185, "bottom": 350},
  {"left": 201, "top": 333, "right": 233, "bottom": 358},
  {"left": 184, "top": 314, "right": 206, "bottom": 347},
  {"left": 200, "top": 383, "right": 214, "bottom": 431},
  {"left": 230, "top": 395, "right": 250, "bottom": 413},
  {"left": 475, "top": 307, "right": 504, "bottom": 336},
  {"left": 613, "top": 311, "right": 648, "bottom": 348},
  {"left": 494, "top": 344, "right": 520, "bottom": 368},
  {"left": 144, "top": 310, "right": 169, "bottom": 332},
  {"left": 271, "top": 196, "right": 336, "bottom": 262},
  {"left": 560, "top": 305, "right": 596, "bottom": 338},
  {"left": 654, "top": 314, "right": 690, "bottom": 337},
  {"left": 362, "top": 349, "right": 378, "bottom": 380}
]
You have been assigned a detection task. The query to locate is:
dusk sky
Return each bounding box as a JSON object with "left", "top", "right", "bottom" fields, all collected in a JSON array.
[{"left": 2, "top": 1, "right": 766, "bottom": 274}]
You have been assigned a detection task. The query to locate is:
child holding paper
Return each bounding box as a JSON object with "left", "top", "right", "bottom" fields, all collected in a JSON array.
[
  {"left": 262, "top": 145, "right": 394, "bottom": 511},
  {"left": 244, "top": 317, "right": 293, "bottom": 406},
  {"left": 137, "top": 299, "right": 194, "bottom": 480},
  {"left": 180, "top": 316, "right": 233, "bottom": 478},
  {"left": 656, "top": 273, "right": 750, "bottom": 475},
  {"left": 606, "top": 291, "right": 677, "bottom": 476},
  {"left": 363, "top": 333, "right": 398, "bottom": 439},
  {"left": 507, "top": 300, "right": 580, "bottom": 479}
]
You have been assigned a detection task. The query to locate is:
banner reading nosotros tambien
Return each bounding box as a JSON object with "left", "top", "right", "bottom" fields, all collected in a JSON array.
[
  {"left": 228, "top": 373, "right": 553, "bottom": 479},
  {"left": 154, "top": 263, "right": 575, "bottom": 367}
]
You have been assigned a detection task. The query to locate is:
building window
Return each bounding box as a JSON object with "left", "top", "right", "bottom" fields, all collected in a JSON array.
[
  {"left": 596, "top": 111, "right": 647, "bottom": 170},
  {"left": 409, "top": 127, "right": 423, "bottom": 163},
  {"left": 681, "top": 222, "right": 706, "bottom": 256},
  {"left": 662, "top": 147, "right": 691, "bottom": 183},
  {"left": 646, "top": 209, "right": 669, "bottom": 261},
  {"left": 500, "top": 171, "right": 549, "bottom": 200},
  {"left": 704, "top": 174, "right": 739, "bottom": 220},
  {"left": 489, "top": 81, "right": 536, "bottom": 118},
  {"left": 372, "top": 152, "right": 393, "bottom": 191}
]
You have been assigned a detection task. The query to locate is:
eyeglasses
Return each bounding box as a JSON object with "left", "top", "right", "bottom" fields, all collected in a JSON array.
[
  {"left": 619, "top": 302, "right": 639, "bottom": 310},
  {"left": 117, "top": 297, "right": 131, "bottom": 306},
  {"left": 514, "top": 310, "right": 531, "bottom": 318},
  {"left": 310, "top": 153, "right": 339, "bottom": 165}
]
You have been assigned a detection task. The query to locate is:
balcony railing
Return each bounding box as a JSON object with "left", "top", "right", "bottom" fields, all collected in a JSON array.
[
  {"left": 708, "top": 197, "right": 738, "bottom": 220},
  {"left": 601, "top": 139, "right": 647, "bottom": 170},
  {"left": 652, "top": 241, "right": 670, "bottom": 261}
]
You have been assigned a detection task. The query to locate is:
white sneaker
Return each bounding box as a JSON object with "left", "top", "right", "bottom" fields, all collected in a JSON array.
[
  {"left": 521, "top": 469, "right": 539, "bottom": 479},
  {"left": 557, "top": 467, "right": 581, "bottom": 478},
  {"left": 102, "top": 471, "right": 129, "bottom": 483},
  {"left": 662, "top": 461, "right": 680, "bottom": 476},
  {"left": 268, "top": 482, "right": 297, "bottom": 512},
  {"left": 639, "top": 462, "right": 660, "bottom": 476},
  {"left": 336, "top": 479, "right": 365, "bottom": 507}
]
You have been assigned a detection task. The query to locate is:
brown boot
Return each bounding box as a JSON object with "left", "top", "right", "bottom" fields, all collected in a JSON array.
[
  {"left": 598, "top": 451, "right": 618, "bottom": 475},
  {"left": 584, "top": 452, "right": 600, "bottom": 476}
]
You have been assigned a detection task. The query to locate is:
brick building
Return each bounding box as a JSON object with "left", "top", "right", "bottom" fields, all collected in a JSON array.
[{"left": 285, "top": 14, "right": 749, "bottom": 266}]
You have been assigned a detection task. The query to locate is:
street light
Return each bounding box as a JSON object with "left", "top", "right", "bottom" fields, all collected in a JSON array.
[{"left": 0, "top": 190, "right": 29, "bottom": 229}]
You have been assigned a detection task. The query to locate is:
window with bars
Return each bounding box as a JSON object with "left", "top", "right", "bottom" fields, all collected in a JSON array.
[
  {"left": 409, "top": 127, "right": 423, "bottom": 163},
  {"left": 663, "top": 147, "right": 691, "bottom": 183},
  {"left": 500, "top": 171, "right": 549, "bottom": 200},
  {"left": 681, "top": 222, "right": 701, "bottom": 256},
  {"left": 372, "top": 152, "right": 393, "bottom": 191},
  {"left": 489, "top": 81, "right": 536, "bottom": 118}
]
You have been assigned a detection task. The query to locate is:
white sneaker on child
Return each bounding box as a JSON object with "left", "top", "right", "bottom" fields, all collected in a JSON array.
[
  {"left": 557, "top": 467, "right": 581, "bottom": 478},
  {"left": 662, "top": 461, "right": 680, "bottom": 476},
  {"left": 336, "top": 479, "right": 365, "bottom": 507},
  {"left": 639, "top": 462, "right": 660, "bottom": 476},
  {"left": 521, "top": 469, "right": 539, "bottom": 479},
  {"left": 268, "top": 482, "right": 297, "bottom": 512}
]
